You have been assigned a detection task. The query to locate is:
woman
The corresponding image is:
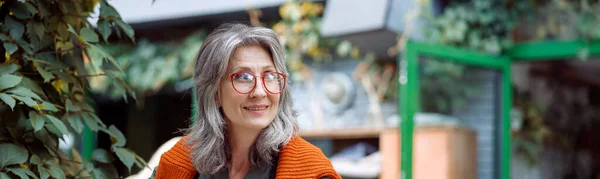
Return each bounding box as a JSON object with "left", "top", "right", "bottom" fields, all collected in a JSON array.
[{"left": 154, "top": 23, "right": 341, "bottom": 179}]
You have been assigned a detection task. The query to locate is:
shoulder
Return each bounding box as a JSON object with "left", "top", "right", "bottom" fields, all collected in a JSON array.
[
  {"left": 155, "top": 136, "right": 197, "bottom": 179},
  {"left": 279, "top": 137, "right": 330, "bottom": 164},
  {"left": 276, "top": 137, "right": 341, "bottom": 179}
]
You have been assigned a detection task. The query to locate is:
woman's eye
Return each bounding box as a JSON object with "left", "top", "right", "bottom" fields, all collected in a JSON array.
[
  {"left": 234, "top": 73, "right": 254, "bottom": 81},
  {"left": 264, "top": 73, "right": 276, "bottom": 80}
]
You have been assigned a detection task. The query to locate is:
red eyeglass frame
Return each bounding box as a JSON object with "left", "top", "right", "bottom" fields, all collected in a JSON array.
[{"left": 228, "top": 72, "right": 287, "bottom": 94}]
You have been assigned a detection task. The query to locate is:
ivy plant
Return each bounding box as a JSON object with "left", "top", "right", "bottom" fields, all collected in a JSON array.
[{"left": 0, "top": 0, "right": 145, "bottom": 178}]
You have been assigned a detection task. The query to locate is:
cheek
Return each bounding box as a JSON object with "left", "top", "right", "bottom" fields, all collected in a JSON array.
[{"left": 270, "top": 95, "right": 281, "bottom": 109}]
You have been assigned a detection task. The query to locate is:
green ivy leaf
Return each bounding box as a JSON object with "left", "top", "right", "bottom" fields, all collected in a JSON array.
[
  {"left": 0, "top": 93, "right": 16, "bottom": 110},
  {"left": 0, "top": 143, "right": 28, "bottom": 168},
  {"left": 32, "top": 22, "right": 46, "bottom": 41},
  {"left": 7, "top": 167, "right": 30, "bottom": 179},
  {"left": 0, "top": 64, "right": 19, "bottom": 75},
  {"left": 65, "top": 99, "right": 80, "bottom": 112},
  {"left": 7, "top": 87, "right": 42, "bottom": 100},
  {"left": 13, "top": 96, "right": 38, "bottom": 109},
  {"left": 24, "top": 2, "right": 38, "bottom": 15},
  {"left": 18, "top": 77, "right": 44, "bottom": 95},
  {"left": 34, "top": 2, "right": 49, "bottom": 19},
  {"left": 9, "top": 167, "right": 36, "bottom": 179},
  {"left": 66, "top": 24, "right": 77, "bottom": 35},
  {"left": 46, "top": 161, "right": 65, "bottom": 179},
  {"left": 88, "top": 44, "right": 123, "bottom": 73},
  {"left": 114, "top": 147, "right": 135, "bottom": 172},
  {"left": 95, "top": 163, "right": 119, "bottom": 178},
  {"left": 44, "top": 122, "right": 62, "bottom": 137},
  {"left": 29, "top": 111, "right": 45, "bottom": 132},
  {"left": 0, "top": 172, "right": 9, "bottom": 179},
  {"left": 92, "top": 148, "right": 114, "bottom": 163},
  {"left": 38, "top": 166, "right": 49, "bottom": 179},
  {"left": 65, "top": 114, "right": 84, "bottom": 134},
  {"left": 16, "top": 39, "right": 33, "bottom": 55},
  {"left": 36, "top": 66, "right": 54, "bottom": 83},
  {"left": 108, "top": 125, "right": 126, "bottom": 147},
  {"left": 82, "top": 113, "right": 98, "bottom": 131},
  {"left": 3, "top": 42, "right": 18, "bottom": 55},
  {"left": 115, "top": 19, "right": 135, "bottom": 41},
  {"left": 40, "top": 101, "right": 58, "bottom": 112},
  {"left": 0, "top": 74, "right": 22, "bottom": 90},
  {"left": 0, "top": 34, "right": 8, "bottom": 41},
  {"left": 45, "top": 114, "right": 68, "bottom": 135},
  {"left": 5, "top": 16, "right": 25, "bottom": 41},
  {"left": 11, "top": 2, "right": 31, "bottom": 19},
  {"left": 80, "top": 27, "right": 99, "bottom": 43},
  {"left": 30, "top": 155, "right": 42, "bottom": 165},
  {"left": 97, "top": 19, "right": 112, "bottom": 43},
  {"left": 100, "top": 2, "right": 119, "bottom": 18}
]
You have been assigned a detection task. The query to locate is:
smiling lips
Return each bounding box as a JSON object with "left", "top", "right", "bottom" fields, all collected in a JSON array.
[{"left": 243, "top": 105, "right": 269, "bottom": 114}]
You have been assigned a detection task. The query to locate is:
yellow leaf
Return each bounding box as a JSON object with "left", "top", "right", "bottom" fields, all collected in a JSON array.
[
  {"left": 52, "top": 79, "right": 68, "bottom": 94},
  {"left": 5, "top": 53, "right": 10, "bottom": 63},
  {"left": 309, "top": 3, "right": 324, "bottom": 16},
  {"left": 293, "top": 23, "right": 303, "bottom": 33},
  {"left": 272, "top": 22, "right": 286, "bottom": 34},
  {"left": 300, "top": 2, "right": 312, "bottom": 16},
  {"left": 279, "top": 2, "right": 291, "bottom": 19}
]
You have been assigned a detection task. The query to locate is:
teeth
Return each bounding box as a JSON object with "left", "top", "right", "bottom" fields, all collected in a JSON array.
[{"left": 245, "top": 107, "right": 266, "bottom": 111}]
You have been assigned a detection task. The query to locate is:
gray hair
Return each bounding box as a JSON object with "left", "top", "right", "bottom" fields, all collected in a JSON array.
[{"left": 184, "top": 23, "right": 299, "bottom": 174}]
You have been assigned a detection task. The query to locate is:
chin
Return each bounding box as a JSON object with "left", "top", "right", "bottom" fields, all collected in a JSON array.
[{"left": 248, "top": 118, "right": 274, "bottom": 129}]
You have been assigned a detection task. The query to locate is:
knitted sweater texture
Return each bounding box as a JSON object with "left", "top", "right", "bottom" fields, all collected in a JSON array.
[{"left": 155, "top": 136, "right": 341, "bottom": 179}]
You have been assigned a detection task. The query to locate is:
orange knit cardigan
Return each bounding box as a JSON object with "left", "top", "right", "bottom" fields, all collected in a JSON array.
[{"left": 155, "top": 136, "right": 341, "bottom": 179}]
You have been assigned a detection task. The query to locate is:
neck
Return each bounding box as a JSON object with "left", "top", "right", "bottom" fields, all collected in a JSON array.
[{"left": 227, "top": 125, "right": 261, "bottom": 178}]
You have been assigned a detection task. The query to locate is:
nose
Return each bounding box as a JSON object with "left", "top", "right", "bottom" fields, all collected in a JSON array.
[{"left": 249, "top": 77, "right": 267, "bottom": 98}]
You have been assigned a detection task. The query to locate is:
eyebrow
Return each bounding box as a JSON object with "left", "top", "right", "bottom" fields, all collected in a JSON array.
[{"left": 231, "top": 65, "right": 276, "bottom": 72}]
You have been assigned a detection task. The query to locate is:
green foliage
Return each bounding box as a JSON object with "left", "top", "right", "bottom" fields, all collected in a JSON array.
[
  {"left": 416, "top": 0, "right": 600, "bottom": 113},
  {"left": 87, "top": 31, "right": 205, "bottom": 99},
  {"left": 0, "top": 0, "right": 146, "bottom": 178},
  {"left": 272, "top": 1, "right": 368, "bottom": 82},
  {"left": 421, "top": 0, "right": 526, "bottom": 55},
  {"left": 421, "top": 0, "right": 600, "bottom": 55},
  {"left": 419, "top": 58, "right": 481, "bottom": 114}
]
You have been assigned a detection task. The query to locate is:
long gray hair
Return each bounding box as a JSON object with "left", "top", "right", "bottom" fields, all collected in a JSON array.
[{"left": 184, "top": 23, "right": 299, "bottom": 174}]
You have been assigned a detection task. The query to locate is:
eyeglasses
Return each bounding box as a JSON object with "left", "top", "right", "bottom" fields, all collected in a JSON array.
[{"left": 229, "top": 72, "right": 287, "bottom": 94}]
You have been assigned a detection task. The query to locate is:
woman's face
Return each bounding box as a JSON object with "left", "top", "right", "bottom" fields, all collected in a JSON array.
[{"left": 218, "top": 45, "right": 280, "bottom": 131}]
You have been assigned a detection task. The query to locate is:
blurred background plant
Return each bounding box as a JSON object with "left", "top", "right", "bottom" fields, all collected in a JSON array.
[
  {"left": 511, "top": 89, "right": 557, "bottom": 166},
  {"left": 0, "top": 0, "right": 146, "bottom": 178},
  {"left": 86, "top": 31, "right": 205, "bottom": 101},
  {"left": 271, "top": 0, "right": 372, "bottom": 82},
  {"left": 419, "top": 58, "right": 481, "bottom": 115},
  {"left": 410, "top": 0, "right": 600, "bottom": 114}
]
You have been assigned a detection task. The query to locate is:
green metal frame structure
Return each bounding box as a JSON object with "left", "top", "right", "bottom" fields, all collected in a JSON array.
[
  {"left": 400, "top": 40, "right": 511, "bottom": 179},
  {"left": 400, "top": 39, "right": 600, "bottom": 179}
]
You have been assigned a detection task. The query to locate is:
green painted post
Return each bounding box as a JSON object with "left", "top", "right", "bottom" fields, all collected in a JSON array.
[
  {"left": 501, "top": 64, "right": 512, "bottom": 179},
  {"left": 400, "top": 40, "right": 420, "bottom": 179}
]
